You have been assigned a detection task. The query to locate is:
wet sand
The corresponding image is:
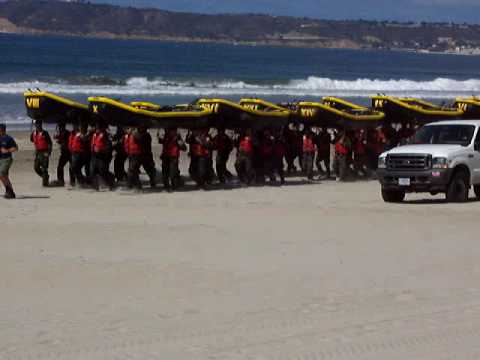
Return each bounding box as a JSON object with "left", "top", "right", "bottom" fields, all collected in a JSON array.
[{"left": 2, "top": 133, "right": 480, "bottom": 360}]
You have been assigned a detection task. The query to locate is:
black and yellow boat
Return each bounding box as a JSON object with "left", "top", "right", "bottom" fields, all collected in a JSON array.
[
  {"left": 88, "top": 97, "right": 213, "bottom": 129},
  {"left": 24, "top": 90, "right": 91, "bottom": 124},
  {"left": 454, "top": 97, "right": 480, "bottom": 119},
  {"left": 294, "top": 97, "right": 385, "bottom": 128},
  {"left": 197, "top": 98, "right": 291, "bottom": 129},
  {"left": 371, "top": 96, "right": 463, "bottom": 123}
]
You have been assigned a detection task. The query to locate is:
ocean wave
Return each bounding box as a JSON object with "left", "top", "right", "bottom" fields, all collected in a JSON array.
[{"left": 1, "top": 76, "right": 480, "bottom": 98}]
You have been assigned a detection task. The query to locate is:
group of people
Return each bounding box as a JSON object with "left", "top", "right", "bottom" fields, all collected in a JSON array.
[{"left": 0, "top": 119, "right": 417, "bottom": 198}]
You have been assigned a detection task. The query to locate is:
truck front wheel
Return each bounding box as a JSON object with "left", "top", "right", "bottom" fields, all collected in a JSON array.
[
  {"left": 381, "top": 188, "right": 405, "bottom": 203},
  {"left": 474, "top": 185, "right": 480, "bottom": 199},
  {"left": 446, "top": 171, "right": 469, "bottom": 202}
]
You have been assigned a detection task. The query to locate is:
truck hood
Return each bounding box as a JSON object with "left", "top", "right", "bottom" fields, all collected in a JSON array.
[{"left": 383, "top": 144, "right": 465, "bottom": 157}]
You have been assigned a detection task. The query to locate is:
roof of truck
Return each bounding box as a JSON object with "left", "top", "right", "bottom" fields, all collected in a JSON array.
[{"left": 426, "top": 120, "right": 480, "bottom": 126}]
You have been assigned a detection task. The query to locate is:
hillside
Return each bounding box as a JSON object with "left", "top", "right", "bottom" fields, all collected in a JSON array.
[{"left": 1, "top": 0, "right": 480, "bottom": 52}]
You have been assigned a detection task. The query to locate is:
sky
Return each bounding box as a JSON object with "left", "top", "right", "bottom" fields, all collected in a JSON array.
[{"left": 89, "top": 0, "right": 480, "bottom": 24}]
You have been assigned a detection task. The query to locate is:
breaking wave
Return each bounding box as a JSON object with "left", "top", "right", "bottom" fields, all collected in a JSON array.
[{"left": 2, "top": 76, "right": 480, "bottom": 98}]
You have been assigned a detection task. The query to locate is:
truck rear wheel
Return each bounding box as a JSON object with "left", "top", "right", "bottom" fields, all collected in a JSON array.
[
  {"left": 381, "top": 188, "right": 405, "bottom": 203},
  {"left": 446, "top": 171, "right": 469, "bottom": 203}
]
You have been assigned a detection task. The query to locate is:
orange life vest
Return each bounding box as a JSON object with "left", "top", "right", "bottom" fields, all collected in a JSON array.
[
  {"left": 125, "top": 134, "right": 142, "bottom": 156},
  {"left": 335, "top": 141, "right": 348, "bottom": 155},
  {"left": 91, "top": 131, "right": 108, "bottom": 153},
  {"left": 239, "top": 136, "right": 253, "bottom": 154},
  {"left": 191, "top": 142, "right": 209, "bottom": 157},
  {"left": 69, "top": 132, "right": 86, "bottom": 153},
  {"left": 163, "top": 136, "right": 180, "bottom": 158},
  {"left": 31, "top": 130, "right": 49, "bottom": 151},
  {"left": 302, "top": 135, "right": 316, "bottom": 153}
]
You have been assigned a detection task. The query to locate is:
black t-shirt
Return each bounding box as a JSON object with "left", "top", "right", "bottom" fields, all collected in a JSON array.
[{"left": 0, "top": 134, "right": 17, "bottom": 159}]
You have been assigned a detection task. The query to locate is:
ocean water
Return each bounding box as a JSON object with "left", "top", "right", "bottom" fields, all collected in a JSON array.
[{"left": 2, "top": 33, "right": 480, "bottom": 129}]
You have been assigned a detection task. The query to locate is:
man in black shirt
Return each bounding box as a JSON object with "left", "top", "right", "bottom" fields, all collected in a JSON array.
[{"left": 0, "top": 123, "right": 18, "bottom": 199}]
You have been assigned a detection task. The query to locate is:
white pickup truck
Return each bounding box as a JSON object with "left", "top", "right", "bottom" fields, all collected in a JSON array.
[{"left": 377, "top": 120, "right": 480, "bottom": 202}]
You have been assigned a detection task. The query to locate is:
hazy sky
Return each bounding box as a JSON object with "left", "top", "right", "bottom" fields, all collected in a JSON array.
[{"left": 90, "top": 0, "right": 480, "bottom": 23}]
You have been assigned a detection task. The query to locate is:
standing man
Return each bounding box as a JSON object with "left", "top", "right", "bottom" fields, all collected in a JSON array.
[
  {"left": 30, "top": 120, "right": 52, "bottom": 187},
  {"left": 54, "top": 123, "right": 74, "bottom": 186},
  {"left": 0, "top": 123, "right": 17, "bottom": 199}
]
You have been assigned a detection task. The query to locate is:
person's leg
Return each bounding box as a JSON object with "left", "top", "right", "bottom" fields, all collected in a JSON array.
[
  {"left": 170, "top": 157, "right": 181, "bottom": 189},
  {"left": 56, "top": 151, "right": 69, "bottom": 185},
  {"left": 162, "top": 158, "right": 170, "bottom": 189},
  {"left": 33, "top": 152, "right": 43, "bottom": 178},
  {"left": 141, "top": 155, "right": 157, "bottom": 187},
  {"left": 216, "top": 156, "right": 226, "bottom": 183}
]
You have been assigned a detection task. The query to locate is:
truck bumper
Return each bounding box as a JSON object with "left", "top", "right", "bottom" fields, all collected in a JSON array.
[{"left": 377, "top": 168, "right": 453, "bottom": 193}]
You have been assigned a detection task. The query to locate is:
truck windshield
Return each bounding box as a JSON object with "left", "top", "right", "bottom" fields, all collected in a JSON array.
[{"left": 412, "top": 125, "right": 475, "bottom": 146}]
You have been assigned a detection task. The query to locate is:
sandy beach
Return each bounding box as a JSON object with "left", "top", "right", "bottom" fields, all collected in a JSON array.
[{"left": 2, "top": 132, "right": 480, "bottom": 360}]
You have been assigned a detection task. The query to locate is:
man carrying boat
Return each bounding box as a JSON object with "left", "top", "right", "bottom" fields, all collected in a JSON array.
[
  {"left": 53, "top": 123, "right": 74, "bottom": 187},
  {"left": 261, "top": 129, "right": 276, "bottom": 184},
  {"left": 112, "top": 126, "right": 127, "bottom": 182},
  {"left": 190, "top": 128, "right": 213, "bottom": 189},
  {"left": 235, "top": 129, "right": 255, "bottom": 185},
  {"left": 90, "top": 122, "right": 115, "bottom": 191},
  {"left": 212, "top": 128, "right": 233, "bottom": 184},
  {"left": 69, "top": 123, "right": 90, "bottom": 186},
  {"left": 302, "top": 128, "right": 316, "bottom": 181},
  {"left": 314, "top": 127, "right": 332, "bottom": 180},
  {"left": 159, "top": 128, "right": 186, "bottom": 191},
  {"left": 333, "top": 130, "right": 351, "bottom": 182},
  {"left": 126, "top": 127, "right": 156, "bottom": 190},
  {"left": 30, "top": 120, "right": 52, "bottom": 187},
  {"left": 272, "top": 130, "right": 286, "bottom": 185},
  {"left": 0, "top": 123, "right": 18, "bottom": 199}
]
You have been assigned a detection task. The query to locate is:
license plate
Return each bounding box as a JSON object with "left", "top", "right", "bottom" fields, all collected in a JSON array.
[{"left": 398, "top": 178, "right": 411, "bottom": 186}]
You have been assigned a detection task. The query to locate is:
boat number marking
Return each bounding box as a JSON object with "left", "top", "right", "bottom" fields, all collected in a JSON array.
[
  {"left": 457, "top": 103, "right": 468, "bottom": 112},
  {"left": 92, "top": 105, "right": 99, "bottom": 113},
  {"left": 26, "top": 98, "right": 40, "bottom": 109},
  {"left": 374, "top": 99, "right": 385, "bottom": 108},
  {"left": 243, "top": 104, "right": 259, "bottom": 111},
  {"left": 199, "top": 103, "right": 220, "bottom": 114},
  {"left": 300, "top": 108, "right": 316, "bottom": 117}
]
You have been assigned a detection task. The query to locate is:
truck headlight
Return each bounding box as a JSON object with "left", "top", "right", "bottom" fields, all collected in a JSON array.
[
  {"left": 378, "top": 156, "right": 387, "bottom": 169},
  {"left": 432, "top": 157, "right": 448, "bottom": 169}
]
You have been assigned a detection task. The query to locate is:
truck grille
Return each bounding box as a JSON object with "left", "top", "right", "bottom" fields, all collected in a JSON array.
[{"left": 386, "top": 154, "right": 431, "bottom": 171}]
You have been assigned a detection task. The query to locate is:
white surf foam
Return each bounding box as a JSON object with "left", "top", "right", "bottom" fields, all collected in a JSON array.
[{"left": 2, "top": 76, "right": 480, "bottom": 98}]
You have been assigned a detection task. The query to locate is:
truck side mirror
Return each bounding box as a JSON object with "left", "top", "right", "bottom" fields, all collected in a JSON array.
[{"left": 475, "top": 142, "right": 480, "bottom": 152}]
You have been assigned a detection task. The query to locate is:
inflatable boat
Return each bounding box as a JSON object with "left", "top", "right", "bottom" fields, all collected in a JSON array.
[
  {"left": 24, "top": 91, "right": 90, "bottom": 124},
  {"left": 371, "top": 96, "right": 463, "bottom": 123},
  {"left": 454, "top": 97, "right": 480, "bottom": 119},
  {"left": 294, "top": 97, "right": 385, "bottom": 128},
  {"left": 197, "top": 98, "right": 291, "bottom": 129},
  {"left": 88, "top": 97, "right": 213, "bottom": 129}
]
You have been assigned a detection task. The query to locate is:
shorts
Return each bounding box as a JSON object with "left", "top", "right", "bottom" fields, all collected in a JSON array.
[{"left": 0, "top": 157, "right": 13, "bottom": 177}]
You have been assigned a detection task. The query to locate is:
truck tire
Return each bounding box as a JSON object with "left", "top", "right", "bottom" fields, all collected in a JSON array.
[
  {"left": 474, "top": 185, "right": 480, "bottom": 199},
  {"left": 446, "top": 171, "right": 469, "bottom": 202},
  {"left": 381, "top": 188, "right": 405, "bottom": 203}
]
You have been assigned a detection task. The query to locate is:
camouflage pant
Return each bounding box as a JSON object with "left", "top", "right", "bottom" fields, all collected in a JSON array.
[{"left": 34, "top": 151, "right": 50, "bottom": 186}]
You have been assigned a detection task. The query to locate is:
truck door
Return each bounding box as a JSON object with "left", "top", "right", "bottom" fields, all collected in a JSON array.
[{"left": 471, "top": 128, "right": 480, "bottom": 185}]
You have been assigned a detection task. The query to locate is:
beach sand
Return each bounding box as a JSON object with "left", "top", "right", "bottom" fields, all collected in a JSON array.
[{"left": 2, "top": 133, "right": 480, "bottom": 359}]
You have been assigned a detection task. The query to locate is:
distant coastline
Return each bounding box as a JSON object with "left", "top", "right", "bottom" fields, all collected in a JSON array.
[{"left": 1, "top": 0, "right": 480, "bottom": 55}]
